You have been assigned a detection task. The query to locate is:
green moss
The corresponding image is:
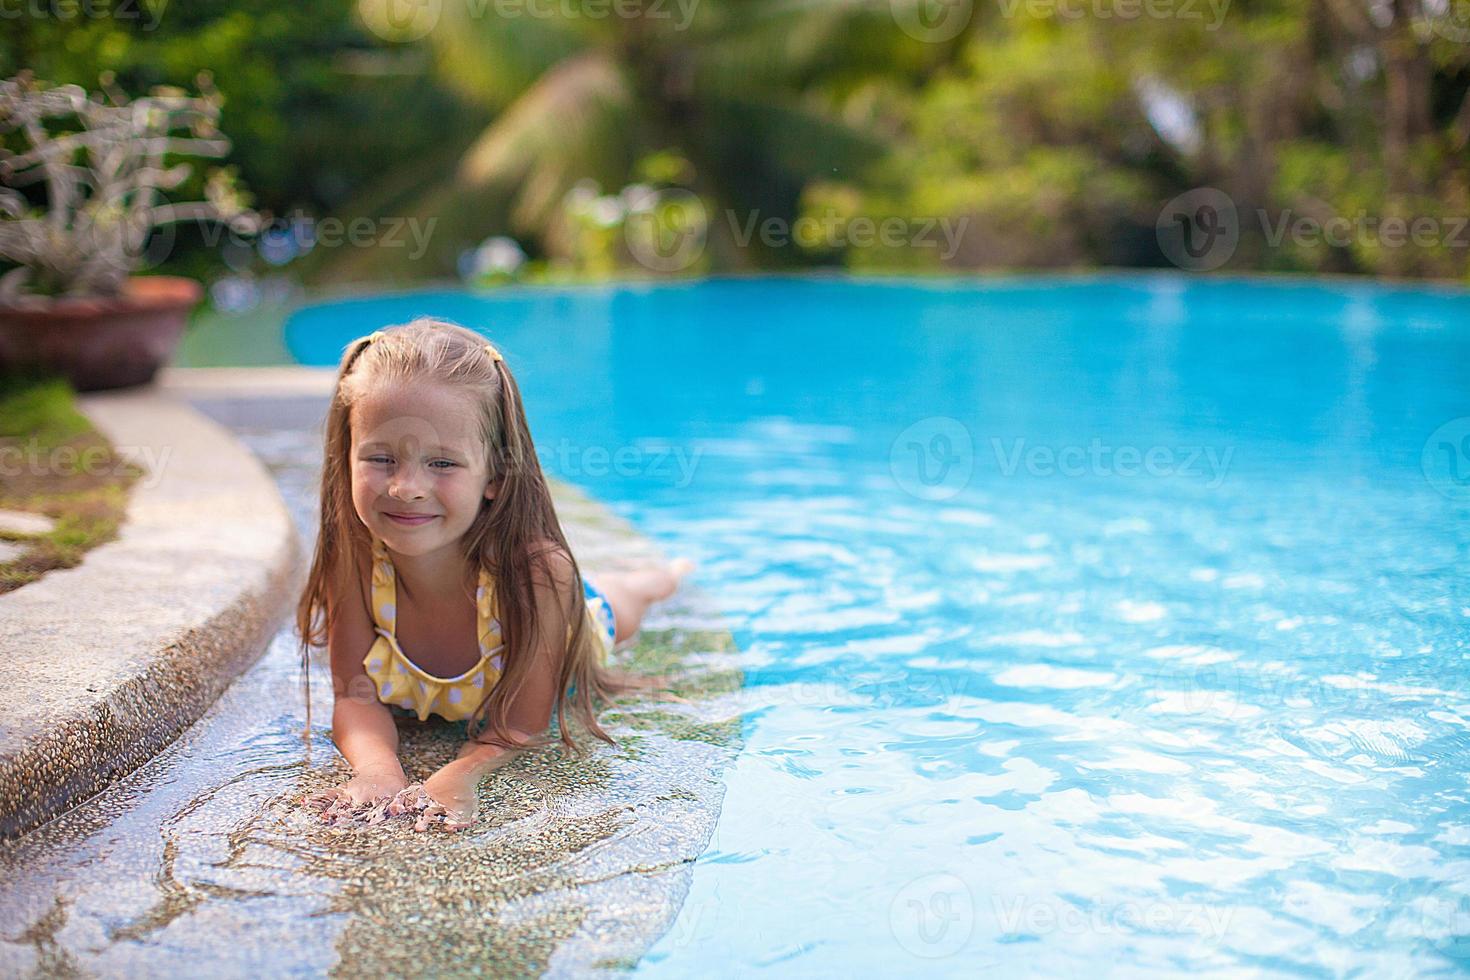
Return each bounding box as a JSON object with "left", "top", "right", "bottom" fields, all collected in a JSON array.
[
  {"left": 0, "top": 372, "right": 91, "bottom": 446},
  {"left": 0, "top": 373, "right": 143, "bottom": 594}
]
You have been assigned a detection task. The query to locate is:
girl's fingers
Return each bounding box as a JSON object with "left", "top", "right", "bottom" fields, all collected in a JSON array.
[{"left": 303, "top": 789, "right": 340, "bottom": 812}]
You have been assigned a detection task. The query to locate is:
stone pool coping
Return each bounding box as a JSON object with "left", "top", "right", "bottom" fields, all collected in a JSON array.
[{"left": 0, "top": 381, "right": 302, "bottom": 840}]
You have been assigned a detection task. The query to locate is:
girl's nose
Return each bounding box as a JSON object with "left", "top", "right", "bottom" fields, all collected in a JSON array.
[{"left": 388, "top": 463, "right": 429, "bottom": 500}]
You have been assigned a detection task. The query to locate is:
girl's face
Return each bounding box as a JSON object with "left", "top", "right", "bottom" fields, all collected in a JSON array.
[{"left": 349, "top": 379, "right": 496, "bottom": 558}]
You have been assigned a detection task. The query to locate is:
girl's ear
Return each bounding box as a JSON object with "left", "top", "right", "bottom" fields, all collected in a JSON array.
[{"left": 483, "top": 476, "right": 502, "bottom": 502}]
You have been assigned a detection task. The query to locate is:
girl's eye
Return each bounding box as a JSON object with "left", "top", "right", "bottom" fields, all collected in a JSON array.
[
  {"left": 431, "top": 460, "right": 457, "bottom": 470},
  {"left": 367, "top": 456, "right": 392, "bottom": 465}
]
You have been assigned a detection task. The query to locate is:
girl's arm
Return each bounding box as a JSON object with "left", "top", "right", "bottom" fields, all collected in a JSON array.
[
  {"left": 326, "top": 558, "right": 406, "bottom": 783},
  {"left": 457, "top": 546, "right": 575, "bottom": 769}
]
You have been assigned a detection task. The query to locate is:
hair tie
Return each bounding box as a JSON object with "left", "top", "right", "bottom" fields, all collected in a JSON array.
[{"left": 484, "top": 342, "right": 503, "bottom": 363}]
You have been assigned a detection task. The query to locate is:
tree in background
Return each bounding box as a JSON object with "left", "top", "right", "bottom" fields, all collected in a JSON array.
[
  {"left": 822, "top": 0, "right": 1469, "bottom": 279},
  {"left": 307, "top": 0, "right": 962, "bottom": 282},
  {"left": 4, "top": 0, "right": 1466, "bottom": 284}
]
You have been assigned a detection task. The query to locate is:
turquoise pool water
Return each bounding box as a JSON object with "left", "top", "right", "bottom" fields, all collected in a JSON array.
[{"left": 287, "top": 275, "right": 1470, "bottom": 975}]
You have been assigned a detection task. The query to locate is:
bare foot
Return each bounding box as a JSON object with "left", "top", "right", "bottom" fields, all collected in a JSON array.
[{"left": 629, "top": 557, "right": 696, "bottom": 603}]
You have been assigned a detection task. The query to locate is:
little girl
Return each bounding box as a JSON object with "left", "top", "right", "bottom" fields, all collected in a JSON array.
[{"left": 296, "top": 318, "right": 692, "bottom": 832}]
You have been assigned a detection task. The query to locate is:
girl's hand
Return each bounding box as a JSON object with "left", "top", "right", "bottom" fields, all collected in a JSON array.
[
  {"left": 388, "top": 760, "right": 480, "bottom": 832},
  {"left": 303, "top": 765, "right": 408, "bottom": 826}
]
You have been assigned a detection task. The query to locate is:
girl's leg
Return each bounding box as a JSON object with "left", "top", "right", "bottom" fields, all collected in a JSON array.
[{"left": 593, "top": 559, "right": 695, "bottom": 645}]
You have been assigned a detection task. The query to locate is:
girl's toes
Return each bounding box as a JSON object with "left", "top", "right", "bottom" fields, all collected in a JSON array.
[{"left": 669, "top": 557, "right": 696, "bottom": 581}]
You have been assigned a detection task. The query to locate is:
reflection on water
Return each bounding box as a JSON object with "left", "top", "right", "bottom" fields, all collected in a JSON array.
[{"left": 0, "top": 416, "right": 744, "bottom": 976}]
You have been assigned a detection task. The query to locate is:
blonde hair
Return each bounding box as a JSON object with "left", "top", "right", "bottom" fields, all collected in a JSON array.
[{"left": 295, "top": 317, "right": 641, "bottom": 754}]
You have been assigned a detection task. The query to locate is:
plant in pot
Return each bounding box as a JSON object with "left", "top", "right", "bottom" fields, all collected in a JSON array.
[{"left": 0, "top": 71, "right": 257, "bottom": 391}]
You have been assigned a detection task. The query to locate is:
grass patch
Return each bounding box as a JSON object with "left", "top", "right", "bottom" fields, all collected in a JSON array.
[{"left": 0, "top": 372, "right": 143, "bottom": 594}]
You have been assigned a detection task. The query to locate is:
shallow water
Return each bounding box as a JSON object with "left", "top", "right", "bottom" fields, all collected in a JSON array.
[
  {"left": 284, "top": 274, "right": 1470, "bottom": 975},
  {"left": 0, "top": 408, "right": 742, "bottom": 977}
]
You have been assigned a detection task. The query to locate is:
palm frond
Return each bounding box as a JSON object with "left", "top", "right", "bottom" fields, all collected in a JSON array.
[{"left": 456, "top": 51, "right": 641, "bottom": 232}]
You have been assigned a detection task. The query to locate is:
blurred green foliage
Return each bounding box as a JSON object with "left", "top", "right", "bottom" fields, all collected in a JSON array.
[{"left": 4, "top": 0, "right": 1467, "bottom": 286}]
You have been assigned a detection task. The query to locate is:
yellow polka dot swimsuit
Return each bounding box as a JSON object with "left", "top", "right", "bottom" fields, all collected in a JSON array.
[{"left": 362, "top": 536, "right": 617, "bottom": 722}]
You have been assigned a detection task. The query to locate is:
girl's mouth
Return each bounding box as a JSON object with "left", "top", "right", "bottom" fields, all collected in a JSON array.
[{"left": 384, "top": 513, "right": 437, "bottom": 526}]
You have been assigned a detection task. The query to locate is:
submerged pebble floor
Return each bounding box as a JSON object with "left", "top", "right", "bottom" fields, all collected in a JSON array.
[{"left": 0, "top": 412, "right": 743, "bottom": 977}]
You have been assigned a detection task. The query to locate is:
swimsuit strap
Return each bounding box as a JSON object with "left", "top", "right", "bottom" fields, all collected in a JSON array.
[{"left": 370, "top": 536, "right": 503, "bottom": 665}]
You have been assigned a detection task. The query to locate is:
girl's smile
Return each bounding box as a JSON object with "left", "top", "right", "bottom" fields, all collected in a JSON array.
[{"left": 383, "top": 511, "right": 438, "bottom": 526}]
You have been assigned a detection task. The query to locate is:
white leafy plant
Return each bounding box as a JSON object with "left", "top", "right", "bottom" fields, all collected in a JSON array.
[{"left": 0, "top": 70, "right": 257, "bottom": 303}]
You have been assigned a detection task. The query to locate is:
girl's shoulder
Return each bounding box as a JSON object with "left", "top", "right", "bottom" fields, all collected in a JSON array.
[{"left": 524, "top": 539, "right": 576, "bottom": 589}]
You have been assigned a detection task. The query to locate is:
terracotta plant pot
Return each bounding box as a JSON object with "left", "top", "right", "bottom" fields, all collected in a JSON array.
[{"left": 0, "top": 276, "right": 204, "bottom": 392}]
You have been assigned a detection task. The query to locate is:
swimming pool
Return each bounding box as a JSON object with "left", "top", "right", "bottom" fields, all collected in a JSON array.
[{"left": 287, "top": 274, "right": 1470, "bottom": 975}]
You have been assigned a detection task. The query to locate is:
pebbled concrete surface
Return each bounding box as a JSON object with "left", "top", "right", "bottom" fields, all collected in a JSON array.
[{"left": 0, "top": 387, "right": 302, "bottom": 840}]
